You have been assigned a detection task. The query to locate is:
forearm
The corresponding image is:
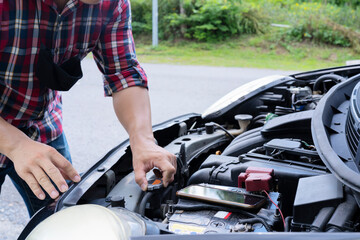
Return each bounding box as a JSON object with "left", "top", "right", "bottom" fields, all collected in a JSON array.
[
  {"left": 112, "top": 86, "right": 154, "bottom": 145},
  {"left": 112, "top": 86, "right": 176, "bottom": 190},
  {"left": 0, "top": 117, "right": 30, "bottom": 158}
]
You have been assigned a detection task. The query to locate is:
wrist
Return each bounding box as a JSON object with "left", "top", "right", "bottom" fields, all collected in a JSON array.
[
  {"left": 0, "top": 119, "right": 30, "bottom": 159},
  {"left": 6, "top": 135, "right": 32, "bottom": 160},
  {"left": 129, "top": 134, "right": 156, "bottom": 149}
]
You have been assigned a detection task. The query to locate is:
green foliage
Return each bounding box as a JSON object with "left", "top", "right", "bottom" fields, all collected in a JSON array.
[
  {"left": 248, "top": 0, "right": 360, "bottom": 52},
  {"left": 253, "top": 0, "right": 360, "bottom": 8},
  {"left": 249, "top": 0, "right": 360, "bottom": 30},
  {"left": 167, "top": 0, "right": 244, "bottom": 41},
  {"left": 130, "top": 0, "right": 360, "bottom": 51},
  {"left": 287, "top": 17, "right": 351, "bottom": 47},
  {"left": 130, "top": 0, "right": 152, "bottom": 35},
  {"left": 131, "top": 0, "right": 266, "bottom": 42},
  {"left": 301, "top": 0, "right": 360, "bottom": 7},
  {"left": 240, "top": 8, "right": 266, "bottom": 34}
]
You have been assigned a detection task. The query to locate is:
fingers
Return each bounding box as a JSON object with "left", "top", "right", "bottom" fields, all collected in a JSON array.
[
  {"left": 20, "top": 149, "right": 79, "bottom": 200},
  {"left": 134, "top": 167, "right": 148, "bottom": 191},
  {"left": 9, "top": 138, "right": 80, "bottom": 200},
  {"left": 32, "top": 166, "right": 60, "bottom": 199},
  {"left": 51, "top": 150, "right": 81, "bottom": 183},
  {"left": 22, "top": 173, "right": 46, "bottom": 200},
  {"left": 40, "top": 161, "right": 68, "bottom": 194},
  {"left": 59, "top": 168, "right": 72, "bottom": 180},
  {"left": 160, "top": 156, "right": 176, "bottom": 187},
  {"left": 35, "top": 149, "right": 81, "bottom": 199},
  {"left": 133, "top": 151, "right": 177, "bottom": 191}
]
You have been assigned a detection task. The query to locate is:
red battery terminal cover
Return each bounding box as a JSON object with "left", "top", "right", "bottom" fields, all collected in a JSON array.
[{"left": 238, "top": 167, "right": 274, "bottom": 192}]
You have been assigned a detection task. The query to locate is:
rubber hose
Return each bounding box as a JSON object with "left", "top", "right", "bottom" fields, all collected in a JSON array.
[
  {"left": 284, "top": 216, "right": 293, "bottom": 232},
  {"left": 313, "top": 74, "right": 345, "bottom": 93},
  {"left": 139, "top": 192, "right": 154, "bottom": 216},
  {"left": 310, "top": 207, "right": 335, "bottom": 232}
]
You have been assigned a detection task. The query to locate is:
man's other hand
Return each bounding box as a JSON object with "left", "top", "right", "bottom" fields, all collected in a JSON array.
[{"left": 7, "top": 139, "right": 81, "bottom": 200}]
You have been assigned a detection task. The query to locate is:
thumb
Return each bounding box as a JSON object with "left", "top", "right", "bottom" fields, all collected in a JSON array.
[{"left": 134, "top": 168, "right": 148, "bottom": 191}]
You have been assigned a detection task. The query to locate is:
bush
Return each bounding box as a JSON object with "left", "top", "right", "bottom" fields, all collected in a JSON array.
[
  {"left": 302, "top": 0, "right": 360, "bottom": 7},
  {"left": 130, "top": 0, "right": 152, "bottom": 35},
  {"left": 254, "top": 0, "right": 360, "bottom": 8},
  {"left": 167, "top": 0, "right": 267, "bottom": 41},
  {"left": 248, "top": 0, "right": 360, "bottom": 51},
  {"left": 286, "top": 17, "right": 360, "bottom": 52},
  {"left": 131, "top": 0, "right": 266, "bottom": 41},
  {"left": 288, "top": 20, "right": 350, "bottom": 47},
  {"left": 130, "top": 0, "right": 360, "bottom": 52},
  {"left": 167, "top": 0, "right": 242, "bottom": 41}
]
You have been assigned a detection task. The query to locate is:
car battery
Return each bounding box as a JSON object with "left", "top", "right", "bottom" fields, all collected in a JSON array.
[{"left": 168, "top": 210, "right": 260, "bottom": 234}]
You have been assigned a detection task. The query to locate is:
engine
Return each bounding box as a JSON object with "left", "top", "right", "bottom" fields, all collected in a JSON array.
[
  {"left": 23, "top": 69, "right": 360, "bottom": 239},
  {"left": 132, "top": 72, "right": 360, "bottom": 234}
]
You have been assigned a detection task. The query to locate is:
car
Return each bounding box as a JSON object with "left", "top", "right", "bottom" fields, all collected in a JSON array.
[{"left": 19, "top": 64, "right": 360, "bottom": 240}]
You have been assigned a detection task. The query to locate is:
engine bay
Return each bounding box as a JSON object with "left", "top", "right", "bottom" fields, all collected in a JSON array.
[
  {"left": 97, "top": 70, "right": 360, "bottom": 234},
  {"left": 22, "top": 66, "right": 360, "bottom": 239}
]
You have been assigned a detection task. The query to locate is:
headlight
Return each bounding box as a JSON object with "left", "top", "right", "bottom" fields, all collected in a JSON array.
[{"left": 26, "top": 204, "right": 146, "bottom": 240}]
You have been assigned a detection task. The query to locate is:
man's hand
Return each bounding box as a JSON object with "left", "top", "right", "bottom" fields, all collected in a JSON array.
[
  {"left": 6, "top": 137, "right": 80, "bottom": 200},
  {"left": 0, "top": 116, "right": 81, "bottom": 200},
  {"left": 7, "top": 138, "right": 81, "bottom": 200},
  {"left": 131, "top": 138, "right": 176, "bottom": 191},
  {"left": 112, "top": 86, "right": 177, "bottom": 191}
]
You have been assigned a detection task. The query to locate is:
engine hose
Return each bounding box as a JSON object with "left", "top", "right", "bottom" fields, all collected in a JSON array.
[
  {"left": 313, "top": 74, "right": 345, "bottom": 93},
  {"left": 254, "top": 120, "right": 265, "bottom": 126},
  {"left": 252, "top": 114, "right": 267, "bottom": 122},
  {"left": 238, "top": 218, "right": 272, "bottom": 232},
  {"left": 326, "top": 194, "right": 357, "bottom": 232},
  {"left": 211, "top": 122, "right": 235, "bottom": 139},
  {"left": 139, "top": 192, "right": 154, "bottom": 216},
  {"left": 326, "top": 227, "right": 342, "bottom": 233},
  {"left": 310, "top": 207, "right": 335, "bottom": 232},
  {"left": 161, "top": 186, "right": 173, "bottom": 199},
  {"left": 284, "top": 216, "right": 293, "bottom": 232}
]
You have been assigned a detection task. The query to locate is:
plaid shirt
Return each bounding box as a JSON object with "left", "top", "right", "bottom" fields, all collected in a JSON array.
[{"left": 0, "top": 0, "right": 147, "bottom": 167}]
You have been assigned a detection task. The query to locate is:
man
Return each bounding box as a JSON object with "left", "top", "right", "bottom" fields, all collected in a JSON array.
[{"left": 0, "top": 0, "right": 176, "bottom": 216}]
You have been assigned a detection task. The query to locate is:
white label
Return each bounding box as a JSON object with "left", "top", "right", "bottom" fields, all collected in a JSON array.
[{"left": 214, "top": 211, "right": 229, "bottom": 219}]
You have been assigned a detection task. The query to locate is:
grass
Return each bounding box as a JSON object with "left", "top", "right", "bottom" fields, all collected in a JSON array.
[{"left": 134, "top": 35, "right": 360, "bottom": 71}]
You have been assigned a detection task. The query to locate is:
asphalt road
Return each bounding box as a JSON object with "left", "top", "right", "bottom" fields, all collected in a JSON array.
[{"left": 0, "top": 58, "right": 296, "bottom": 239}]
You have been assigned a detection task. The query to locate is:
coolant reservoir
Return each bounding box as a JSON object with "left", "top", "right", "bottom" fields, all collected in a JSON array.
[{"left": 26, "top": 204, "right": 146, "bottom": 240}]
